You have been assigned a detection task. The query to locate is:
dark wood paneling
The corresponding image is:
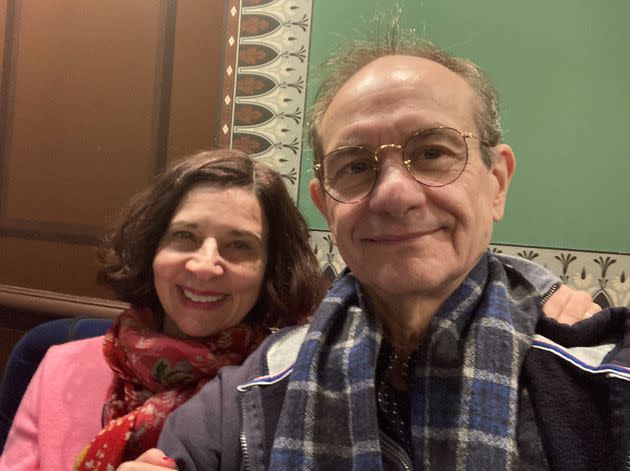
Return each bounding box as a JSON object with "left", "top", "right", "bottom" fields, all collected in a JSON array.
[
  {"left": 166, "top": 0, "right": 224, "bottom": 162},
  {"left": 0, "top": 1, "right": 225, "bottom": 298},
  {"left": 0, "top": 0, "right": 174, "bottom": 243},
  {"left": 0, "top": 0, "right": 6, "bottom": 94}
]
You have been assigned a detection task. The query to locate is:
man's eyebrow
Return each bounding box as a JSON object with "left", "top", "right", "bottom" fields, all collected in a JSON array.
[
  {"left": 337, "top": 122, "right": 450, "bottom": 144},
  {"left": 332, "top": 134, "right": 365, "bottom": 146}
]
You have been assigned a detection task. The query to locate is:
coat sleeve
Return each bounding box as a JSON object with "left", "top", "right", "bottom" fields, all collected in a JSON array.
[
  {"left": 158, "top": 365, "right": 244, "bottom": 471},
  {"left": 0, "top": 359, "right": 44, "bottom": 471},
  {"left": 157, "top": 332, "right": 288, "bottom": 471},
  {"left": 158, "top": 387, "right": 221, "bottom": 471}
]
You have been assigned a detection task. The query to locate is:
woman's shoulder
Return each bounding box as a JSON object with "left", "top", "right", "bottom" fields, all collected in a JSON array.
[
  {"left": 0, "top": 336, "right": 112, "bottom": 471},
  {"left": 37, "top": 336, "right": 111, "bottom": 387},
  {"left": 44, "top": 335, "right": 106, "bottom": 363}
]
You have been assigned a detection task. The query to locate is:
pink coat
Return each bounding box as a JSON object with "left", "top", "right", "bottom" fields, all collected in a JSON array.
[{"left": 0, "top": 336, "right": 114, "bottom": 471}]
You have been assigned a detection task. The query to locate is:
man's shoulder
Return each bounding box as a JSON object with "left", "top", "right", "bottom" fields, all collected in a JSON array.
[
  {"left": 531, "top": 333, "right": 630, "bottom": 376},
  {"left": 220, "top": 324, "right": 308, "bottom": 391},
  {"left": 194, "top": 324, "right": 308, "bottom": 394},
  {"left": 493, "top": 252, "right": 560, "bottom": 295},
  {"left": 533, "top": 306, "right": 630, "bottom": 372},
  {"left": 262, "top": 324, "right": 308, "bottom": 375},
  {"left": 525, "top": 307, "right": 630, "bottom": 468}
]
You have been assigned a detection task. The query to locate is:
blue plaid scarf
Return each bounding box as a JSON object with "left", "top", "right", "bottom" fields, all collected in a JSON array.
[{"left": 268, "top": 252, "right": 543, "bottom": 470}]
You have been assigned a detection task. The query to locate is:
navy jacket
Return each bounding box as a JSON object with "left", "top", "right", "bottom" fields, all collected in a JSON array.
[{"left": 159, "top": 306, "right": 630, "bottom": 470}]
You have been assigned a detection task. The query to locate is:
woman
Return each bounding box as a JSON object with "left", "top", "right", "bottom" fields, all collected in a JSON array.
[{"left": 0, "top": 149, "right": 325, "bottom": 471}]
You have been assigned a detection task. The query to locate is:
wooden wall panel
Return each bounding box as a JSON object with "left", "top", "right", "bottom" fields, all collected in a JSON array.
[
  {"left": 0, "top": 0, "right": 6, "bottom": 95},
  {"left": 1, "top": 0, "right": 166, "bottom": 236},
  {"left": 0, "top": 237, "right": 111, "bottom": 297},
  {"left": 0, "top": 1, "right": 224, "bottom": 300},
  {"left": 166, "top": 0, "right": 223, "bottom": 163}
]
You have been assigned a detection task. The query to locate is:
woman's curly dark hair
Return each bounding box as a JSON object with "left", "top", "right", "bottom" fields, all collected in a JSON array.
[{"left": 98, "top": 148, "right": 325, "bottom": 328}]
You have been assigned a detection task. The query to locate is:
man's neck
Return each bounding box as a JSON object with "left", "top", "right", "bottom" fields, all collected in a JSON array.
[
  {"left": 366, "top": 293, "right": 443, "bottom": 358},
  {"left": 360, "top": 266, "right": 474, "bottom": 357}
]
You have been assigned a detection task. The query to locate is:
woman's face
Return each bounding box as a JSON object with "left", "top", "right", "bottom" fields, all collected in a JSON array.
[{"left": 152, "top": 183, "right": 268, "bottom": 339}]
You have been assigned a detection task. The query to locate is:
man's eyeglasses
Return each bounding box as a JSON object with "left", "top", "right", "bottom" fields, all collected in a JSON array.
[{"left": 313, "top": 126, "right": 488, "bottom": 204}]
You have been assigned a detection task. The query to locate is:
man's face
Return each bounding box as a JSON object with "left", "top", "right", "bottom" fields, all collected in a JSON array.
[{"left": 310, "top": 55, "right": 515, "bottom": 308}]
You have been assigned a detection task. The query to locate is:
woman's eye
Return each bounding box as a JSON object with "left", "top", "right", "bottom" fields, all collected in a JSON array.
[
  {"left": 171, "top": 231, "right": 196, "bottom": 242},
  {"left": 229, "top": 240, "right": 251, "bottom": 251}
]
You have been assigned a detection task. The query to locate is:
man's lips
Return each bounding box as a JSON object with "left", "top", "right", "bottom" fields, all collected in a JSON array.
[{"left": 361, "top": 228, "right": 441, "bottom": 243}]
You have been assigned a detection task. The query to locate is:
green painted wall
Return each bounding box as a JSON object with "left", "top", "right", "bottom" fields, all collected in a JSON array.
[{"left": 298, "top": 0, "right": 630, "bottom": 253}]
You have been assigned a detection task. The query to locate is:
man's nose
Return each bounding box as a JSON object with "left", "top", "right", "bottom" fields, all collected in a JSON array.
[
  {"left": 368, "top": 148, "right": 427, "bottom": 216},
  {"left": 185, "top": 239, "right": 224, "bottom": 277}
]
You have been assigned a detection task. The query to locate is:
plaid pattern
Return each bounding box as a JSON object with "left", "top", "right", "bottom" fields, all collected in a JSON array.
[{"left": 268, "top": 252, "right": 543, "bottom": 470}]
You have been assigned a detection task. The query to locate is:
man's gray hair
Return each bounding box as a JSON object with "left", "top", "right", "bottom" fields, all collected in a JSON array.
[{"left": 307, "top": 13, "right": 502, "bottom": 167}]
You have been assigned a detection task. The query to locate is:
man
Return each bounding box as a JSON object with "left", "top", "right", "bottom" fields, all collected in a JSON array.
[{"left": 124, "top": 25, "right": 628, "bottom": 471}]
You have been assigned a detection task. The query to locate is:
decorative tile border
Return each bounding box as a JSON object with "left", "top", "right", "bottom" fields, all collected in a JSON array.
[
  {"left": 219, "top": 0, "right": 313, "bottom": 200},
  {"left": 310, "top": 230, "right": 630, "bottom": 308},
  {"left": 491, "top": 244, "right": 630, "bottom": 308}
]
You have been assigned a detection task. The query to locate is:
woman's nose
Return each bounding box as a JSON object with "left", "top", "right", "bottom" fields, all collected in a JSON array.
[{"left": 185, "top": 239, "right": 224, "bottom": 277}]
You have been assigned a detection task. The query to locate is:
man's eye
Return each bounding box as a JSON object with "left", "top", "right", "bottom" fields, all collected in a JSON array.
[
  {"left": 344, "top": 161, "right": 369, "bottom": 174},
  {"left": 413, "top": 147, "right": 447, "bottom": 160},
  {"left": 425, "top": 148, "right": 445, "bottom": 159}
]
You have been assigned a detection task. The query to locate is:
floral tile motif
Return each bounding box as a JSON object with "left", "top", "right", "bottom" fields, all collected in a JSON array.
[
  {"left": 309, "top": 230, "right": 345, "bottom": 284},
  {"left": 219, "top": 0, "right": 313, "bottom": 200},
  {"left": 310, "top": 230, "right": 630, "bottom": 308},
  {"left": 491, "top": 244, "right": 630, "bottom": 308}
]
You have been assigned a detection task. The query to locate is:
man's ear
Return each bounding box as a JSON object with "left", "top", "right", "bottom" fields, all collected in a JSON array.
[
  {"left": 310, "top": 178, "right": 338, "bottom": 245},
  {"left": 309, "top": 178, "right": 329, "bottom": 218},
  {"left": 490, "top": 144, "right": 516, "bottom": 221}
]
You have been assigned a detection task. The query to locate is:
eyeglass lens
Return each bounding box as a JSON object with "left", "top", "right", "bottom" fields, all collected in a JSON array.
[{"left": 321, "top": 127, "right": 468, "bottom": 203}]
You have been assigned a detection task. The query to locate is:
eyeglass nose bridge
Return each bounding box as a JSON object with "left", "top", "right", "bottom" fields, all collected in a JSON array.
[
  {"left": 373, "top": 143, "right": 413, "bottom": 173},
  {"left": 374, "top": 143, "right": 402, "bottom": 157}
]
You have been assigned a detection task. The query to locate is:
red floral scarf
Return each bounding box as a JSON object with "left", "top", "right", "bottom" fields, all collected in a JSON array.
[{"left": 74, "top": 307, "right": 267, "bottom": 470}]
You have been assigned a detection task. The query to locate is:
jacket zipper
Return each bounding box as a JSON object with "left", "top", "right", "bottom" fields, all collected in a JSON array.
[
  {"left": 539, "top": 281, "right": 562, "bottom": 307},
  {"left": 238, "top": 393, "right": 251, "bottom": 471},
  {"left": 380, "top": 431, "right": 413, "bottom": 471}
]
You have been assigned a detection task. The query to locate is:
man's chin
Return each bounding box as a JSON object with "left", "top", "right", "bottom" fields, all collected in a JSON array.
[{"left": 359, "top": 266, "right": 454, "bottom": 297}]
